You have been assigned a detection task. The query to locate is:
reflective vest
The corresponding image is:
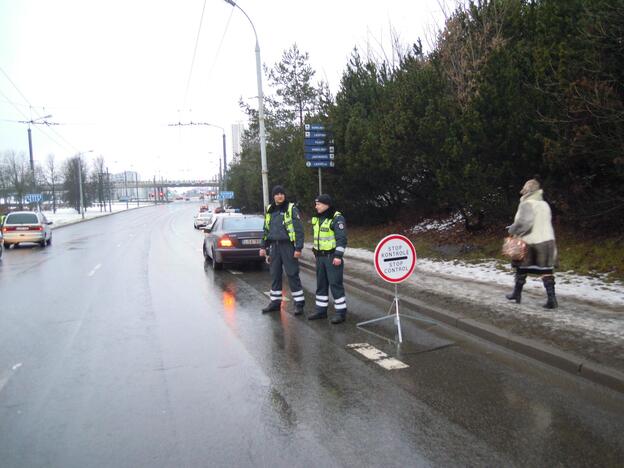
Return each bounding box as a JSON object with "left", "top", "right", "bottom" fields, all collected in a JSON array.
[
  {"left": 264, "top": 202, "right": 296, "bottom": 243},
  {"left": 312, "top": 211, "right": 341, "bottom": 251}
]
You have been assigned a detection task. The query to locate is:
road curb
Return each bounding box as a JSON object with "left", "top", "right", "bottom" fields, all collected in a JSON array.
[{"left": 299, "top": 257, "right": 624, "bottom": 394}]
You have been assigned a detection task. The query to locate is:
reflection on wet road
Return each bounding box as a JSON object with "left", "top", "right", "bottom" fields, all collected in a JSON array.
[{"left": 0, "top": 203, "right": 623, "bottom": 467}]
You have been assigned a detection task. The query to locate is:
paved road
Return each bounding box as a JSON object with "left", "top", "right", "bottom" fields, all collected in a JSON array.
[{"left": 1, "top": 203, "right": 623, "bottom": 467}]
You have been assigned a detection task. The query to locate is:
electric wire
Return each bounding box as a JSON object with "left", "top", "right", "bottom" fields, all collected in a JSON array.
[{"left": 182, "top": 0, "right": 207, "bottom": 110}]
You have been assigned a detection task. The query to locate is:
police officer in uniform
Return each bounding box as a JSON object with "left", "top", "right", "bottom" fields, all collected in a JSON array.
[
  {"left": 259, "top": 185, "right": 306, "bottom": 315},
  {"left": 307, "top": 194, "right": 348, "bottom": 324}
]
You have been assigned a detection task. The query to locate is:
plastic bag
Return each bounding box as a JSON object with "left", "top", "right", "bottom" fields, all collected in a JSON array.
[{"left": 502, "top": 236, "right": 527, "bottom": 261}]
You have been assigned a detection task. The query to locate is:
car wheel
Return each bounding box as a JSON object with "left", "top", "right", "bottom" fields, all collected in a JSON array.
[
  {"left": 211, "top": 249, "right": 223, "bottom": 270},
  {"left": 203, "top": 244, "right": 209, "bottom": 259},
  {"left": 47, "top": 236, "right": 52, "bottom": 246},
  {"left": 40, "top": 239, "right": 46, "bottom": 248}
]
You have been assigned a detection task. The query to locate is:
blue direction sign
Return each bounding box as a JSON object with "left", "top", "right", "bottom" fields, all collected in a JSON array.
[
  {"left": 304, "top": 123, "right": 329, "bottom": 131},
  {"left": 306, "top": 160, "right": 335, "bottom": 168},
  {"left": 304, "top": 145, "right": 334, "bottom": 153},
  {"left": 304, "top": 138, "right": 334, "bottom": 146},
  {"left": 218, "top": 191, "right": 234, "bottom": 200},
  {"left": 304, "top": 122, "right": 335, "bottom": 169},
  {"left": 305, "top": 153, "right": 335, "bottom": 161},
  {"left": 304, "top": 131, "right": 329, "bottom": 139},
  {"left": 25, "top": 193, "right": 43, "bottom": 203}
]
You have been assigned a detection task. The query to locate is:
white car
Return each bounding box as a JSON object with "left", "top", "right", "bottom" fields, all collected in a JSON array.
[
  {"left": 1, "top": 211, "right": 53, "bottom": 248},
  {"left": 194, "top": 211, "right": 214, "bottom": 229}
]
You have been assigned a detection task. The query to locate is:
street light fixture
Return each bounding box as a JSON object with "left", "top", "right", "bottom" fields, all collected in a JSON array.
[{"left": 223, "top": 0, "right": 269, "bottom": 208}]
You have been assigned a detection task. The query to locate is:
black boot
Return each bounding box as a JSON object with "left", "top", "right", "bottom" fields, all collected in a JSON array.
[
  {"left": 331, "top": 311, "right": 346, "bottom": 324},
  {"left": 294, "top": 304, "right": 305, "bottom": 316},
  {"left": 307, "top": 309, "right": 327, "bottom": 320},
  {"left": 506, "top": 273, "right": 527, "bottom": 304},
  {"left": 542, "top": 275, "right": 558, "bottom": 309},
  {"left": 262, "top": 301, "right": 281, "bottom": 314}
]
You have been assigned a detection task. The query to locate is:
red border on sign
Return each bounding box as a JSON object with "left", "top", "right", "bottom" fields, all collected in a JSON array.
[{"left": 374, "top": 234, "right": 417, "bottom": 283}]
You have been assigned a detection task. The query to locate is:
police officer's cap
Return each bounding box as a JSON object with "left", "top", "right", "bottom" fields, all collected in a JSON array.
[
  {"left": 272, "top": 185, "right": 286, "bottom": 196},
  {"left": 315, "top": 194, "right": 332, "bottom": 206}
]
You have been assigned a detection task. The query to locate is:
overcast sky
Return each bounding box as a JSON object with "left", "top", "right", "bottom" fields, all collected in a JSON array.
[{"left": 0, "top": 0, "right": 450, "bottom": 180}]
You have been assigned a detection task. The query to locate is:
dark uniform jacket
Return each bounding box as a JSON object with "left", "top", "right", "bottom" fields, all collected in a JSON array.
[{"left": 261, "top": 200, "right": 304, "bottom": 251}]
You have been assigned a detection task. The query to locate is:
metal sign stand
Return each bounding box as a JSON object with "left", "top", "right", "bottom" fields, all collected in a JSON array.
[
  {"left": 357, "top": 284, "right": 405, "bottom": 342},
  {"left": 357, "top": 284, "right": 436, "bottom": 344},
  {"left": 318, "top": 168, "right": 322, "bottom": 194}
]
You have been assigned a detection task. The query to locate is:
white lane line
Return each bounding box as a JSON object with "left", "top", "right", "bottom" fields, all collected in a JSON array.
[
  {"left": 228, "top": 270, "right": 243, "bottom": 275},
  {"left": 347, "top": 343, "right": 409, "bottom": 370},
  {"left": 0, "top": 363, "right": 23, "bottom": 394},
  {"left": 88, "top": 264, "right": 102, "bottom": 277},
  {"left": 376, "top": 358, "right": 409, "bottom": 370}
]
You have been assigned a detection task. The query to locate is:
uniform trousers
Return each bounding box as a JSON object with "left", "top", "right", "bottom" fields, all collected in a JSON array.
[
  {"left": 315, "top": 255, "right": 347, "bottom": 314},
  {"left": 268, "top": 241, "right": 305, "bottom": 306}
]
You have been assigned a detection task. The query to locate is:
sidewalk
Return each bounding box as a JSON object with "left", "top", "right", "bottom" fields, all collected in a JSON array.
[{"left": 299, "top": 245, "right": 624, "bottom": 393}]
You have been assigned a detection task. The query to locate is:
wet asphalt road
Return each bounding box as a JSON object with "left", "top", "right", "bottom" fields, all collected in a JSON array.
[{"left": 0, "top": 203, "right": 623, "bottom": 468}]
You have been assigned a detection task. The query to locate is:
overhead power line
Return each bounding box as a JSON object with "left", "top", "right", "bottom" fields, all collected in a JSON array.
[{"left": 183, "top": 0, "right": 208, "bottom": 109}]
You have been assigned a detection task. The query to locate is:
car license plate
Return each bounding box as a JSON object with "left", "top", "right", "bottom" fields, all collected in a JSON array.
[
  {"left": 242, "top": 239, "right": 260, "bottom": 246},
  {"left": 16, "top": 227, "right": 29, "bottom": 231}
]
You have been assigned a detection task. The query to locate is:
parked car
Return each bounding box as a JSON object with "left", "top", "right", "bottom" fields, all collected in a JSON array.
[
  {"left": 194, "top": 211, "right": 214, "bottom": 229},
  {"left": 1, "top": 211, "right": 53, "bottom": 248},
  {"left": 0, "top": 231, "right": 4, "bottom": 260},
  {"left": 202, "top": 214, "right": 264, "bottom": 270}
]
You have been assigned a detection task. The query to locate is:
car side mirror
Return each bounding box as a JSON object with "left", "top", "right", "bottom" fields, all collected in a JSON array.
[{"left": 48, "top": 221, "right": 53, "bottom": 225}]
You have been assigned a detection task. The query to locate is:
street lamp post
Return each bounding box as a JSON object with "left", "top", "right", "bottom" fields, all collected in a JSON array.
[{"left": 223, "top": 0, "right": 269, "bottom": 207}]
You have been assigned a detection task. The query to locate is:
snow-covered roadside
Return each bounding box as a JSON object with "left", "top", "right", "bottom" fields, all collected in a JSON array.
[
  {"left": 344, "top": 246, "right": 624, "bottom": 308},
  {"left": 43, "top": 202, "right": 155, "bottom": 228}
]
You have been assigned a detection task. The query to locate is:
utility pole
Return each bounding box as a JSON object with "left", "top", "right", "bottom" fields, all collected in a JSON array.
[{"left": 18, "top": 114, "right": 55, "bottom": 208}]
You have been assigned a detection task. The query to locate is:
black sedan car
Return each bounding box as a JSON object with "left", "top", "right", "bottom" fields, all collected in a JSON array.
[{"left": 202, "top": 215, "right": 265, "bottom": 270}]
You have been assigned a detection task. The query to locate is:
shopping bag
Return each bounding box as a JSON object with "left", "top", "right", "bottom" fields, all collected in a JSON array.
[{"left": 502, "top": 236, "right": 527, "bottom": 261}]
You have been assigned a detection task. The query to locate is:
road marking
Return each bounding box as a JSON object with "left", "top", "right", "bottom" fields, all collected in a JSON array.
[
  {"left": 88, "top": 264, "right": 102, "bottom": 277},
  {"left": 0, "top": 363, "right": 23, "bottom": 394},
  {"left": 347, "top": 343, "right": 409, "bottom": 370},
  {"left": 228, "top": 270, "right": 243, "bottom": 275}
]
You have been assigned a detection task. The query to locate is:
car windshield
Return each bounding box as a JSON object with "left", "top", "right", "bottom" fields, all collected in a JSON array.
[
  {"left": 6, "top": 213, "right": 38, "bottom": 224},
  {"left": 222, "top": 217, "right": 264, "bottom": 231},
  {"left": 199, "top": 213, "right": 212, "bottom": 220}
]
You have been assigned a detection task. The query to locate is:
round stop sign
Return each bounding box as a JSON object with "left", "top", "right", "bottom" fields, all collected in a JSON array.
[{"left": 374, "top": 234, "right": 417, "bottom": 283}]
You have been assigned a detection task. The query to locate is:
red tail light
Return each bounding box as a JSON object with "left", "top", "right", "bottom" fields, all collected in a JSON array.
[
  {"left": 3, "top": 227, "right": 15, "bottom": 232},
  {"left": 218, "top": 236, "right": 235, "bottom": 248},
  {"left": 29, "top": 226, "right": 43, "bottom": 231}
]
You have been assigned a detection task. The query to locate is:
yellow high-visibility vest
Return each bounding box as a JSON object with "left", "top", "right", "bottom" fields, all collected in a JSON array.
[{"left": 311, "top": 211, "right": 341, "bottom": 251}]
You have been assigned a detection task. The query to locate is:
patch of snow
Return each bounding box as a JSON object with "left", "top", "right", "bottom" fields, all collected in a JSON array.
[{"left": 410, "top": 213, "right": 463, "bottom": 233}]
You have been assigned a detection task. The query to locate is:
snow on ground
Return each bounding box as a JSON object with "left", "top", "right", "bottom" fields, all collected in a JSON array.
[
  {"left": 345, "top": 247, "right": 624, "bottom": 308},
  {"left": 43, "top": 202, "right": 154, "bottom": 227},
  {"left": 410, "top": 213, "right": 463, "bottom": 233}
]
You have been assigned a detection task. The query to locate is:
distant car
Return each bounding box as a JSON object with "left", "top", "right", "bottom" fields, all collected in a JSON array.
[
  {"left": 1, "top": 211, "right": 53, "bottom": 248},
  {"left": 0, "top": 231, "right": 4, "bottom": 260},
  {"left": 202, "top": 214, "right": 264, "bottom": 270},
  {"left": 194, "top": 211, "right": 214, "bottom": 229},
  {"left": 199, "top": 205, "right": 210, "bottom": 213}
]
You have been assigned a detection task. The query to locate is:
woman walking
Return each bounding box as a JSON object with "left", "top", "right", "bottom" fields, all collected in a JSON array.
[{"left": 506, "top": 178, "right": 559, "bottom": 308}]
